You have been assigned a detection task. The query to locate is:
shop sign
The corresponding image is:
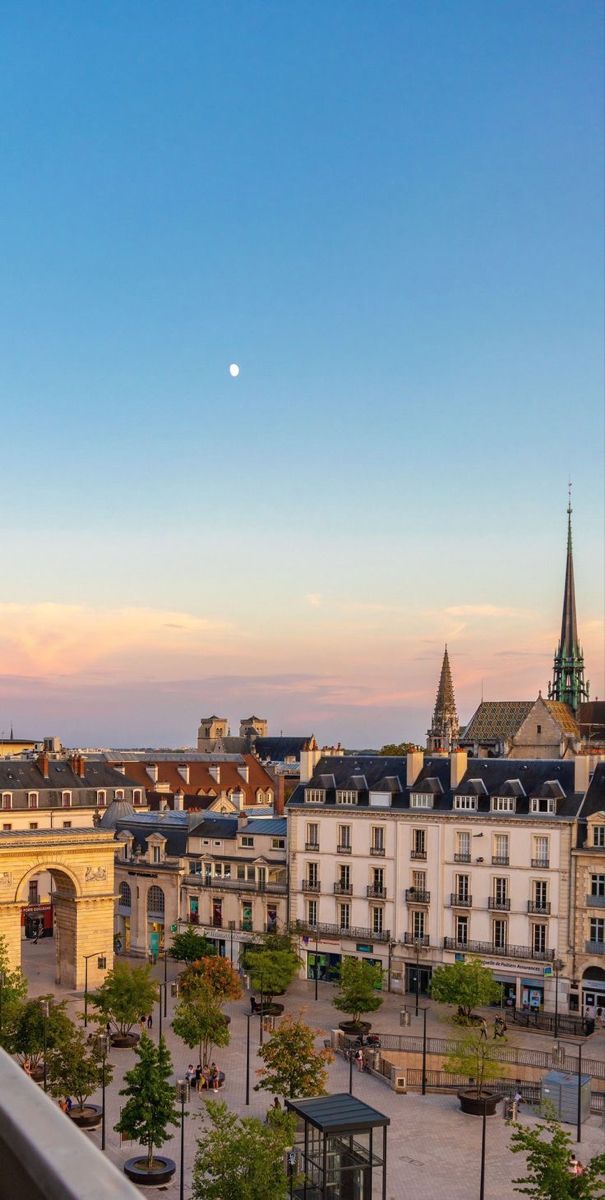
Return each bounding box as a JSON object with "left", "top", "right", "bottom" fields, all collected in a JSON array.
[
  {"left": 482, "top": 958, "right": 544, "bottom": 976},
  {"left": 356, "top": 943, "right": 374, "bottom": 954}
]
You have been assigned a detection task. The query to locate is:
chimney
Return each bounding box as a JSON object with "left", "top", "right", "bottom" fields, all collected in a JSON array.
[
  {"left": 450, "top": 749, "right": 468, "bottom": 788},
  {"left": 238, "top": 763, "right": 250, "bottom": 783},
  {"left": 274, "top": 774, "right": 285, "bottom": 816},
  {"left": 574, "top": 755, "right": 591, "bottom": 795},
  {"left": 146, "top": 764, "right": 159, "bottom": 784},
  {"left": 300, "top": 747, "right": 322, "bottom": 784},
  {"left": 174, "top": 789, "right": 185, "bottom": 812},
  {"left": 37, "top": 752, "right": 50, "bottom": 780},
  {"left": 77, "top": 754, "right": 86, "bottom": 779},
  {"left": 209, "top": 765, "right": 221, "bottom": 784},
  {"left": 177, "top": 764, "right": 190, "bottom": 785},
  {"left": 231, "top": 789, "right": 244, "bottom": 812},
  {"left": 406, "top": 750, "right": 424, "bottom": 787},
  {"left": 158, "top": 796, "right": 168, "bottom": 812}
]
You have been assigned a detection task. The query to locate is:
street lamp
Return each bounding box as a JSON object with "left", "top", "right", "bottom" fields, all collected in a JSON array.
[
  {"left": 413, "top": 939, "right": 425, "bottom": 1017},
  {"left": 553, "top": 1039, "right": 584, "bottom": 1144},
  {"left": 158, "top": 982, "right": 165, "bottom": 1041},
  {"left": 245, "top": 1012, "right": 251, "bottom": 1106},
  {"left": 0, "top": 970, "right": 4, "bottom": 1036},
  {"left": 83, "top": 952, "right": 107, "bottom": 1028},
  {"left": 41, "top": 998, "right": 50, "bottom": 1093},
  {"left": 95, "top": 1032, "right": 111, "bottom": 1151},
  {"left": 348, "top": 1046, "right": 354, "bottom": 1096},
  {"left": 419, "top": 1006, "right": 429, "bottom": 1096},
  {"left": 479, "top": 1097, "right": 488, "bottom": 1200},
  {"left": 314, "top": 929, "right": 319, "bottom": 1002},
  {"left": 175, "top": 1078, "right": 190, "bottom": 1200},
  {"left": 553, "top": 958, "right": 564, "bottom": 1040}
]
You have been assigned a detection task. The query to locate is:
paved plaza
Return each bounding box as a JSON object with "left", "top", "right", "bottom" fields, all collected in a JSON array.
[{"left": 20, "top": 939, "right": 605, "bottom": 1199}]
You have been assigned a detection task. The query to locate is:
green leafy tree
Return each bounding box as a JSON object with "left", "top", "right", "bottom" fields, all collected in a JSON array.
[
  {"left": 115, "top": 1034, "right": 180, "bottom": 1171},
  {"left": 379, "top": 742, "right": 420, "bottom": 755},
  {"left": 91, "top": 961, "right": 158, "bottom": 1038},
  {"left": 173, "top": 979, "right": 230, "bottom": 1066},
  {"left": 47, "top": 1026, "right": 113, "bottom": 1113},
  {"left": 256, "top": 1014, "right": 333, "bottom": 1099},
  {"left": 510, "top": 1113, "right": 605, "bottom": 1197},
  {"left": 430, "top": 958, "right": 502, "bottom": 1019},
  {"left": 12, "top": 996, "right": 73, "bottom": 1070},
  {"left": 443, "top": 1031, "right": 504, "bottom": 1098},
  {"left": 0, "top": 933, "right": 28, "bottom": 1052},
  {"left": 181, "top": 956, "right": 242, "bottom": 1003},
  {"left": 192, "top": 1099, "right": 296, "bottom": 1200},
  {"left": 169, "top": 927, "right": 216, "bottom": 964},
  {"left": 333, "top": 959, "right": 384, "bottom": 1026},
  {"left": 248, "top": 949, "right": 298, "bottom": 1002}
]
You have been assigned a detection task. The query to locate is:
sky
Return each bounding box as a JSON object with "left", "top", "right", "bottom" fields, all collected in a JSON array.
[{"left": 0, "top": 1, "right": 603, "bottom": 749}]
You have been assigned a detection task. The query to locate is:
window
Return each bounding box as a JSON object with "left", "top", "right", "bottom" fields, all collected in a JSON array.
[
  {"left": 241, "top": 902, "right": 252, "bottom": 932},
  {"left": 307, "top": 862, "right": 319, "bottom": 887},
  {"left": 153, "top": 845, "right": 162, "bottom": 863},
  {"left": 237, "top": 865, "right": 246, "bottom": 880},
  {"left": 410, "top": 793, "right": 433, "bottom": 809},
  {"left": 530, "top": 796, "right": 556, "bottom": 815},
  {"left": 338, "top": 824, "right": 351, "bottom": 849},
  {"left": 1, "top": 794, "right": 11, "bottom": 810},
  {"left": 594, "top": 826, "right": 605, "bottom": 848},
  {"left": 29, "top": 822, "right": 38, "bottom": 830},
  {"left": 246, "top": 866, "right": 256, "bottom": 881},
  {"left": 62, "top": 791, "right": 71, "bottom": 808},
  {"left": 492, "top": 919, "right": 508, "bottom": 949},
  {"left": 119, "top": 882, "right": 132, "bottom": 908},
  {"left": 412, "top": 828, "right": 426, "bottom": 858},
  {"left": 336, "top": 790, "right": 357, "bottom": 805},
  {"left": 493, "top": 834, "right": 509, "bottom": 864},
  {"left": 306, "top": 823, "right": 319, "bottom": 847},
  {"left": 62, "top": 820, "right": 72, "bottom": 828},
  {"left": 213, "top": 863, "right": 222, "bottom": 877},
  {"left": 453, "top": 796, "right": 478, "bottom": 811},
  {"left": 412, "top": 870, "right": 426, "bottom": 891},
  {"left": 590, "top": 918, "right": 605, "bottom": 944},
  {"left": 412, "top": 910, "right": 425, "bottom": 939},
  {"left": 455, "top": 831, "right": 471, "bottom": 862},
  {"left": 213, "top": 840, "right": 221, "bottom": 847},
  {"left": 371, "top": 826, "right": 385, "bottom": 851},
  {"left": 28, "top": 793, "right": 38, "bottom": 809},
  {"left": 28, "top": 880, "right": 39, "bottom": 904},
  {"left": 97, "top": 791, "right": 106, "bottom": 807},
  {"left": 590, "top": 875, "right": 605, "bottom": 898},
  {"left": 305, "top": 789, "right": 325, "bottom": 804},
  {"left": 537, "top": 725, "right": 542, "bottom": 735},
  {"left": 456, "top": 915, "right": 469, "bottom": 945},
  {"left": 212, "top": 898, "right": 223, "bottom": 928},
  {"left": 133, "top": 790, "right": 143, "bottom": 806},
  {"left": 307, "top": 899, "right": 317, "bottom": 927},
  {"left": 371, "top": 867, "right": 384, "bottom": 895},
  {"left": 493, "top": 877, "right": 508, "bottom": 906},
  {"left": 241, "top": 836, "right": 254, "bottom": 848},
  {"left": 534, "top": 880, "right": 548, "bottom": 910},
  {"left": 491, "top": 796, "right": 515, "bottom": 813},
  {"left": 271, "top": 837, "right": 285, "bottom": 849},
  {"left": 533, "top": 836, "right": 549, "bottom": 866},
  {"left": 371, "top": 906, "right": 384, "bottom": 934},
  {"left": 455, "top": 874, "right": 470, "bottom": 901},
  {"left": 115, "top": 790, "right": 124, "bottom": 800},
  {"left": 147, "top": 885, "right": 165, "bottom": 915},
  {"left": 532, "top": 924, "right": 547, "bottom": 953},
  {"left": 338, "top": 865, "right": 351, "bottom": 889},
  {"left": 339, "top": 903, "right": 350, "bottom": 930},
  {"left": 2, "top": 823, "right": 11, "bottom": 831}
]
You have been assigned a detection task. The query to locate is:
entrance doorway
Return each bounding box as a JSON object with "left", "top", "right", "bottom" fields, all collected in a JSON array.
[
  {"left": 405, "top": 964, "right": 432, "bottom": 997},
  {"left": 582, "top": 966, "right": 605, "bottom": 1012}
]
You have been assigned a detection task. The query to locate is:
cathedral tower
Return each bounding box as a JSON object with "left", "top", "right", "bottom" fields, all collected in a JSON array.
[
  {"left": 427, "top": 645, "right": 460, "bottom": 752},
  {"left": 547, "top": 490, "right": 589, "bottom": 714}
]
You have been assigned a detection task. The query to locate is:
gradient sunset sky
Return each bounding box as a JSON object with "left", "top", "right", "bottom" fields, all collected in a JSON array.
[{"left": 1, "top": 2, "right": 603, "bottom": 749}]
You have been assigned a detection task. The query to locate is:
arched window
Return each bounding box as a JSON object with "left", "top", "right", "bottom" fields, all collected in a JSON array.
[
  {"left": 119, "top": 882, "right": 131, "bottom": 908},
  {"left": 133, "top": 790, "right": 143, "bottom": 805},
  {"left": 147, "top": 885, "right": 165, "bottom": 915}
]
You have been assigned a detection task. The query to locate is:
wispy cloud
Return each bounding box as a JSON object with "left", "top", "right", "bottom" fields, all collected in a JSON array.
[{"left": 444, "top": 604, "right": 535, "bottom": 619}]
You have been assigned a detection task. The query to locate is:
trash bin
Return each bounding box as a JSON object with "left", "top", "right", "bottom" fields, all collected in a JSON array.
[
  {"left": 399, "top": 1009, "right": 411, "bottom": 1028},
  {"left": 171, "top": 982, "right": 179, "bottom": 997},
  {"left": 371, "top": 1050, "right": 381, "bottom": 1071}
]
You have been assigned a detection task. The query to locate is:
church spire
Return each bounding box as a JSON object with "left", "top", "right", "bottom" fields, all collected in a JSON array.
[
  {"left": 548, "top": 487, "right": 589, "bottom": 713},
  {"left": 427, "top": 645, "right": 460, "bottom": 752}
]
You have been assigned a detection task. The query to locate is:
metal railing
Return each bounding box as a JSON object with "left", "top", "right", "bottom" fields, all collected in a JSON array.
[
  {"left": 406, "top": 889, "right": 430, "bottom": 904},
  {"left": 304, "top": 841, "right": 319, "bottom": 851},
  {"left": 336, "top": 844, "right": 352, "bottom": 854},
  {"left": 488, "top": 897, "right": 510, "bottom": 911},
  {"left": 367, "top": 885, "right": 387, "bottom": 898},
  {"left": 410, "top": 850, "right": 427, "bottom": 860},
  {"left": 454, "top": 852, "right": 471, "bottom": 863},
  {"left": 450, "top": 893, "right": 472, "bottom": 907},
  {"left": 585, "top": 940, "right": 605, "bottom": 955},
  {"left": 492, "top": 856, "right": 510, "bottom": 865},
  {"left": 373, "top": 1029, "right": 601, "bottom": 1069},
  {"left": 528, "top": 901, "right": 551, "bottom": 914},
  {"left": 531, "top": 858, "right": 550, "bottom": 869},
  {"left": 290, "top": 919, "right": 391, "bottom": 943},
  {"left": 302, "top": 880, "right": 320, "bottom": 892},
  {"left": 333, "top": 882, "right": 352, "bottom": 895},
  {"left": 403, "top": 933, "right": 429, "bottom": 947},
  {"left": 443, "top": 936, "right": 554, "bottom": 961},
  {"left": 370, "top": 846, "right": 385, "bottom": 856},
  {"left": 185, "top": 874, "right": 287, "bottom": 894}
]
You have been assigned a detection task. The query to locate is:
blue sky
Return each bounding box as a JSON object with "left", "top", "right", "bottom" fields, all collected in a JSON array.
[{"left": 0, "top": 1, "right": 603, "bottom": 747}]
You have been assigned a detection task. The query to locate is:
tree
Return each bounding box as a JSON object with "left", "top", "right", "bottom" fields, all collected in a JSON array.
[
  {"left": 510, "top": 1113, "right": 605, "bottom": 1197},
  {"left": 91, "top": 961, "right": 158, "bottom": 1038},
  {"left": 47, "top": 1026, "right": 113, "bottom": 1113},
  {"left": 379, "top": 743, "right": 420, "bottom": 756},
  {"left": 256, "top": 1014, "right": 333, "bottom": 1099},
  {"left": 115, "top": 1034, "right": 180, "bottom": 1171},
  {"left": 248, "top": 950, "right": 297, "bottom": 1002},
  {"left": 169, "top": 927, "right": 216, "bottom": 964},
  {"left": 181, "top": 956, "right": 242, "bottom": 1004},
  {"left": 333, "top": 959, "right": 384, "bottom": 1026},
  {"left": 192, "top": 1099, "right": 296, "bottom": 1200},
  {"left": 0, "top": 933, "right": 28, "bottom": 1052},
  {"left": 442, "top": 1031, "right": 504, "bottom": 1098},
  {"left": 430, "top": 958, "right": 502, "bottom": 1019},
  {"left": 12, "top": 996, "right": 73, "bottom": 1070},
  {"left": 172, "top": 979, "right": 231, "bottom": 1066}
]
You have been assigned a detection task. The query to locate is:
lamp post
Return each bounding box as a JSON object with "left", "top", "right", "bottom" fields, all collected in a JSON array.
[
  {"left": 553, "top": 1039, "right": 584, "bottom": 1144},
  {"left": 175, "top": 1079, "right": 190, "bottom": 1200},
  {"left": 163, "top": 950, "right": 168, "bottom": 1018},
  {"left": 553, "top": 958, "right": 564, "bottom": 1040},
  {"left": 0, "top": 969, "right": 4, "bottom": 1036},
  {"left": 41, "top": 998, "right": 50, "bottom": 1093},
  {"left": 314, "top": 929, "right": 319, "bottom": 1002},
  {"left": 158, "top": 983, "right": 164, "bottom": 1041},
  {"left": 245, "top": 1012, "right": 251, "bottom": 1105},
  {"left": 420, "top": 1007, "right": 428, "bottom": 1096},
  {"left": 348, "top": 1047, "right": 354, "bottom": 1096},
  {"left": 479, "top": 1097, "right": 488, "bottom": 1200},
  {"left": 414, "top": 940, "right": 423, "bottom": 1017},
  {"left": 95, "top": 1032, "right": 111, "bottom": 1151},
  {"left": 83, "top": 952, "right": 107, "bottom": 1028},
  {"left": 259, "top": 982, "right": 265, "bottom": 1046}
]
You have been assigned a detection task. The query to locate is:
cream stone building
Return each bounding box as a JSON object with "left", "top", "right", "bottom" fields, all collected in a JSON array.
[{"left": 571, "top": 762, "right": 605, "bottom": 1013}]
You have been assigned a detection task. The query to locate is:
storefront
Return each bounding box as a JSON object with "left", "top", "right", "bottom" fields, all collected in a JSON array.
[
  {"left": 22, "top": 902, "right": 53, "bottom": 939},
  {"left": 521, "top": 979, "right": 545, "bottom": 1011},
  {"left": 582, "top": 967, "right": 605, "bottom": 1012},
  {"left": 404, "top": 962, "right": 432, "bottom": 997},
  {"left": 307, "top": 950, "right": 341, "bottom": 983}
]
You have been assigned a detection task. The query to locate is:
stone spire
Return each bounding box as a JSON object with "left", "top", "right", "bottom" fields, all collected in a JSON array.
[
  {"left": 427, "top": 645, "right": 460, "bottom": 752},
  {"left": 548, "top": 487, "right": 589, "bottom": 713}
]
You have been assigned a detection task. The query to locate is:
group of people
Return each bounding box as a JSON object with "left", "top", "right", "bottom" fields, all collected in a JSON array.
[
  {"left": 478, "top": 1017, "right": 507, "bottom": 1040},
  {"left": 140, "top": 1013, "right": 154, "bottom": 1031},
  {"left": 569, "top": 1154, "right": 585, "bottom": 1177},
  {"left": 585, "top": 1003, "right": 604, "bottom": 1027},
  {"left": 58, "top": 1097, "right": 73, "bottom": 1115},
  {"left": 185, "top": 1061, "right": 222, "bottom": 1092}
]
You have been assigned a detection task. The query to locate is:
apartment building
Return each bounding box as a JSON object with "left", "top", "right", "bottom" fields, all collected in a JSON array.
[
  {"left": 287, "top": 749, "right": 593, "bottom": 1012},
  {"left": 100, "top": 751, "right": 281, "bottom": 813},
  {"left": 572, "top": 762, "right": 605, "bottom": 1013}
]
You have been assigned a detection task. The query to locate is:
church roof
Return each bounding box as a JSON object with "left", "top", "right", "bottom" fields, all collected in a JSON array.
[
  {"left": 460, "top": 701, "right": 533, "bottom": 744},
  {"left": 558, "top": 502, "right": 580, "bottom": 658},
  {"left": 542, "top": 701, "right": 579, "bottom": 736},
  {"left": 433, "top": 646, "right": 457, "bottom": 720}
]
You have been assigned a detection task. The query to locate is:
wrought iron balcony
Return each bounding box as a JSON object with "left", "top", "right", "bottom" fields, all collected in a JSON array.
[
  {"left": 334, "top": 882, "right": 352, "bottom": 895},
  {"left": 492, "top": 855, "right": 510, "bottom": 866},
  {"left": 488, "top": 897, "right": 510, "bottom": 911},
  {"left": 528, "top": 900, "right": 551, "bottom": 914},
  {"left": 305, "top": 841, "right": 320, "bottom": 851},
  {"left": 405, "top": 889, "right": 430, "bottom": 904},
  {"left": 290, "top": 919, "right": 391, "bottom": 944},
  {"left": 367, "top": 885, "right": 387, "bottom": 899},
  {"left": 585, "top": 940, "right": 605, "bottom": 955},
  {"left": 336, "top": 844, "right": 352, "bottom": 854},
  {"left": 302, "top": 879, "right": 320, "bottom": 892},
  {"left": 410, "top": 849, "right": 427, "bottom": 860},
  {"left": 444, "top": 936, "right": 554, "bottom": 961},
  {"left": 454, "top": 852, "right": 471, "bottom": 863},
  {"left": 186, "top": 874, "right": 287, "bottom": 894},
  {"left": 531, "top": 858, "right": 550, "bottom": 869},
  {"left": 370, "top": 845, "right": 385, "bottom": 857},
  {"left": 586, "top": 894, "right": 605, "bottom": 908},
  {"left": 403, "top": 933, "right": 430, "bottom": 948},
  {"left": 450, "top": 893, "right": 472, "bottom": 908}
]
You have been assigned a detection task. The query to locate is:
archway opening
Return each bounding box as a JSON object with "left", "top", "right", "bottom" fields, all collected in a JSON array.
[{"left": 16, "top": 866, "right": 78, "bottom": 991}]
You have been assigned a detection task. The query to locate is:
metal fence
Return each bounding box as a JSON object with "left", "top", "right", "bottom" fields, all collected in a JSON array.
[
  {"left": 371, "top": 1032, "right": 605, "bottom": 1080},
  {"left": 510, "top": 1008, "right": 589, "bottom": 1038}
]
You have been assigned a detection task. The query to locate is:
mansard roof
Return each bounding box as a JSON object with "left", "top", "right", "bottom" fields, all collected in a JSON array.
[{"left": 410, "top": 776, "right": 443, "bottom": 795}]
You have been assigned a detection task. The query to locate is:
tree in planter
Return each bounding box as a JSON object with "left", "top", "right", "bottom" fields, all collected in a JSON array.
[
  {"left": 47, "top": 1025, "right": 113, "bottom": 1115},
  {"left": 173, "top": 979, "right": 231, "bottom": 1067},
  {"left": 442, "top": 1030, "right": 504, "bottom": 1098},
  {"left": 242, "top": 929, "right": 300, "bottom": 969},
  {"left": 12, "top": 996, "right": 73, "bottom": 1072},
  {"left": 115, "top": 1034, "right": 180, "bottom": 1172},
  {"left": 510, "top": 1113, "right": 605, "bottom": 1197},
  {"left": 192, "top": 1099, "right": 296, "bottom": 1200},
  {"left": 248, "top": 950, "right": 297, "bottom": 1003},
  {"left": 180, "top": 955, "right": 242, "bottom": 1004},
  {"left": 169, "top": 927, "right": 216, "bottom": 964},
  {"left": 429, "top": 958, "right": 502, "bottom": 1021},
  {"left": 332, "top": 959, "right": 384, "bottom": 1028},
  {"left": 0, "top": 933, "right": 28, "bottom": 1052},
  {"left": 256, "top": 1014, "right": 333, "bottom": 1099},
  {"left": 91, "top": 960, "right": 158, "bottom": 1039}
]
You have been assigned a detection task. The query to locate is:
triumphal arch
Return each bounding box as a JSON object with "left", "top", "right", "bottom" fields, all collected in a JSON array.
[{"left": 0, "top": 828, "right": 116, "bottom": 989}]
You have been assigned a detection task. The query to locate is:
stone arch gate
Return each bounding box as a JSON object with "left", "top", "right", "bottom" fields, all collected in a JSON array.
[{"left": 0, "top": 829, "right": 116, "bottom": 990}]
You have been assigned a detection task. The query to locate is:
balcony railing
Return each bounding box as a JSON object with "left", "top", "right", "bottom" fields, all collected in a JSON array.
[
  {"left": 444, "top": 937, "right": 555, "bottom": 962},
  {"left": 454, "top": 852, "right": 471, "bottom": 863},
  {"left": 302, "top": 880, "right": 320, "bottom": 892},
  {"left": 528, "top": 900, "right": 551, "bottom": 914},
  {"left": 290, "top": 919, "right": 391, "bottom": 944},
  {"left": 492, "top": 855, "right": 510, "bottom": 865},
  {"left": 410, "top": 849, "right": 427, "bottom": 860},
  {"left": 305, "top": 841, "right": 320, "bottom": 851},
  {"left": 334, "top": 882, "right": 352, "bottom": 895},
  {"left": 405, "top": 889, "right": 430, "bottom": 904},
  {"left": 336, "top": 844, "right": 352, "bottom": 855},
  {"left": 450, "top": 893, "right": 472, "bottom": 908},
  {"left": 185, "top": 875, "right": 287, "bottom": 894},
  {"left": 531, "top": 858, "right": 550, "bottom": 869},
  {"left": 488, "top": 897, "right": 511, "bottom": 911},
  {"left": 585, "top": 940, "right": 605, "bottom": 956},
  {"left": 586, "top": 894, "right": 605, "bottom": 908},
  {"left": 370, "top": 845, "right": 385, "bottom": 857},
  {"left": 403, "top": 933, "right": 429, "bottom": 947},
  {"left": 367, "top": 885, "right": 387, "bottom": 899}
]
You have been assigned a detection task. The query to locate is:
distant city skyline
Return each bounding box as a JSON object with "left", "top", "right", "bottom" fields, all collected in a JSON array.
[{"left": 0, "top": 3, "right": 602, "bottom": 747}]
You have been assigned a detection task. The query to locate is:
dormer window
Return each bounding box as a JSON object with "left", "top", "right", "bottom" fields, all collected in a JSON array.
[
  {"left": 410, "top": 793, "right": 434, "bottom": 809},
  {"left": 115, "top": 789, "right": 124, "bottom": 800},
  {"left": 336, "top": 790, "right": 357, "bottom": 805},
  {"left": 133, "top": 789, "right": 143, "bottom": 806},
  {"left": 305, "top": 789, "right": 325, "bottom": 804},
  {"left": 593, "top": 825, "right": 605, "bottom": 848},
  {"left": 491, "top": 796, "right": 516, "bottom": 813},
  {"left": 241, "top": 835, "right": 254, "bottom": 848},
  {"left": 453, "top": 796, "right": 478, "bottom": 812},
  {"left": 1, "top": 793, "right": 11, "bottom": 810},
  {"left": 530, "top": 797, "right": 556, "bottom": 815},
  {"left": 28, "top": 793, "right": 38, "bottom": 809},
  {"left": 96, "top": 790, "right": 106, "bottom": 807},
  {"left": 61, "top": 791, "right": 71, "bottom": 808}
]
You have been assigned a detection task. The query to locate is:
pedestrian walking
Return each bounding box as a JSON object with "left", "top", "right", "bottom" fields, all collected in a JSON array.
[
  {"left": 355, "top": 1047, "right": 364, "bottom": 1071},
  {"left": 147, "top": 1013, "right": 153, "bottom": 1030},
  {"left": 480, "top": 1019, "right": 488, "bottom": 1040},
  {"left": 493, "top": 1017, "right": 505, "bottom": 1039}
]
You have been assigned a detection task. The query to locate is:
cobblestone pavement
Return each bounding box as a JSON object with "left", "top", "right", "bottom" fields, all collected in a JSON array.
[{"left": 20, "top": 940, "right": 605, "bottom": 1198}]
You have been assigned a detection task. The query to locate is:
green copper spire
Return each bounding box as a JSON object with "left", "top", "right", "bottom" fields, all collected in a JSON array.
[{"left": 548, "top": 487, "right": 589, "bottom": 713}]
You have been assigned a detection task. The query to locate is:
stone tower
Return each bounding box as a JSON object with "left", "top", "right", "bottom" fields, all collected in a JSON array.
[
  {"left": 427, "top": 645, "right": 460, "bottom": 752},
  {"left": 547, "top": 491, "right": 589, "bottom": 714}
]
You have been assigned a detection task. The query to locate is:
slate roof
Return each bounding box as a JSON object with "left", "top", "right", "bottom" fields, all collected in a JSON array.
[
  {"left": 240, "top": 818, "right": 287, "bottom": 837},
  {"left": 578, "top": 762, "right": 605, "bottom": 821},
  {"left": 98, "top": 799, "right": 136, "bottom": 829},
  {"left": 0, "top": 758, "right": 139, "bottom": 792},
  {"left": 253, "top": 737, "right": 313, "bottom": 762},
  {"left": 460, "top": 701, "right": 534, "bottom": 744},
  {"left": 115, "top": 812, "right": 190, "bottom": 856}
]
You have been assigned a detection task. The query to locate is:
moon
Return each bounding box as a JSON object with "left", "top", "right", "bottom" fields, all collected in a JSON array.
[{"left": 229, "top": 363, "right": 240, "bottom": 377}]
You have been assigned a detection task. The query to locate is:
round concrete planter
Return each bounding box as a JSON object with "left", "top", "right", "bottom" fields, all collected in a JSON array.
[
  {"left": 110, "top": 1032, "right": 140, "bottom": 1049},
  {"left": 338, "top": 1021, "right": 371, "bottom": 1037},
  {"left": 124, "top": 1156, "right": 176, "bottom": 1186},
  {"left": 457, "top": 1090, "right": 501, "bottom": 1117},
  {"left": 69, "top": 1104, "right": 102, "bottom": 1129}
]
